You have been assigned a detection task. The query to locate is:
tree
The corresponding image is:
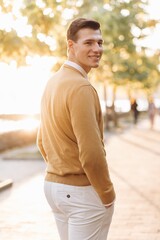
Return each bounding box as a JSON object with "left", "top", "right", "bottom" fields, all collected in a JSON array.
[{"left": 0, "top": 0, "right": 159, "bottom": 102}]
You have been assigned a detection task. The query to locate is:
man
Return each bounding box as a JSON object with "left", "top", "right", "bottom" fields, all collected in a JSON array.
[
  {"left": 131, "top": 98, "right": 139, "bottom": 124},
  {"left": 37, "top": 18, "right": 115, "bottom": 240}
]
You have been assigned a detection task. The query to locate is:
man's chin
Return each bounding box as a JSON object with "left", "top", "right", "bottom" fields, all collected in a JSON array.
[{"left": 92, "top": 63, "right": 99, "bottom": 68}]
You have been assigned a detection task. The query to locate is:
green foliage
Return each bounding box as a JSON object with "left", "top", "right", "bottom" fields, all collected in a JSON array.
[{"left": 0, "top": 0, "right": 159, "bottom": 92}]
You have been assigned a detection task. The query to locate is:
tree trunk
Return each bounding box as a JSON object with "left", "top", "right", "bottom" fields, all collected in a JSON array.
[
  {"left": 111, "top": 85, "right": 118, "bottom": 128},
  {"left": 103, "top": 81, "right": 109, "bottom": 130}
]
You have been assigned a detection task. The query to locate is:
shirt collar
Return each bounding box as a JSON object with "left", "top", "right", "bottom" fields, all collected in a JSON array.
[{"left": 64, "top": 60, "right": 88, "bottom": 79}]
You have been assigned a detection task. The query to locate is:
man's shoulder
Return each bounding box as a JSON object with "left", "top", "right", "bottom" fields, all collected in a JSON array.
[
  {"left": 50, "top": 67, "right": 90, "bottom": 87},
  {"left": 45, "top": 66, "right": 98, "bottom": 97}
]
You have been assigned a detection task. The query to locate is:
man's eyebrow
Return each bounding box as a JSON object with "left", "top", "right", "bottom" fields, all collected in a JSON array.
[{"left": 83, "top": 38, "right": 104, "bottom": 42}]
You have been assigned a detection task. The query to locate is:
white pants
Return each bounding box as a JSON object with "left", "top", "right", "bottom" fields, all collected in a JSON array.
[{"left": 44, "top": 181, "right": 114, "bottom": 240}]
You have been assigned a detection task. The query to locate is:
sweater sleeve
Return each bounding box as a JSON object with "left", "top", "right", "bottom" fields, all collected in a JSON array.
[{"left": 69, "top": 85, "right": 115, "bottom": 205}]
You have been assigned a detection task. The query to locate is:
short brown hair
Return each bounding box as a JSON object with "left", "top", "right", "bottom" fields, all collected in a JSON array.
[{"left": 67, "top": 18, "right": 101, "bottom": 42}]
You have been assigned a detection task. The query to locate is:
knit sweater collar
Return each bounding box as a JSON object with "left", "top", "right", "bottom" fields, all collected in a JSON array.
[{"left": 64, "top": 60, "right": 88, "bottom": 79}]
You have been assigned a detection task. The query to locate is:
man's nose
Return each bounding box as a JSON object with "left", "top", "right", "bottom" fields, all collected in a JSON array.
[{"left": 92, "top": 43, "right": 102, "bottom": 52}]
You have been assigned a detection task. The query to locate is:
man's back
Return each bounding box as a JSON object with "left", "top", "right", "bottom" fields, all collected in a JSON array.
[{"left": 39, "top": 64, "right": 104, "bottom": 186}]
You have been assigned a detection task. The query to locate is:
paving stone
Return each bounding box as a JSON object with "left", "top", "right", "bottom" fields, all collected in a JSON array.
[{"left": 0, "top": 115, "right": 160, "bottom": 240}]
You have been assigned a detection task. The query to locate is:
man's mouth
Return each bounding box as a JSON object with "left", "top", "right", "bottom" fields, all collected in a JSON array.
[{"left": 89, "top": 55, "right": 101, "bottom": 60}]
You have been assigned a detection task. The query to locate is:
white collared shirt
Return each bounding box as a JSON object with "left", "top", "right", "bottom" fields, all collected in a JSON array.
[{"left": 64, "top": 60, "right": 88, "bottom": 80}]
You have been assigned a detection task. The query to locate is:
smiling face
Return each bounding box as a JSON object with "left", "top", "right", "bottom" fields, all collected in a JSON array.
[{"left": 68, "top": 28, "right": 103, "bottom": 73}]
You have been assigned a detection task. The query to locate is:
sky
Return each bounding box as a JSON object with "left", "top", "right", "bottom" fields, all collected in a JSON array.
[
  {"left": 141, "top": 0, "right": 160, "bottom": 51},
  {"left": 0, "top": 57, "right": 54, "bottom": 114},
  {"left": 0, "top": 0, "right": 160, "bottom": 115}
]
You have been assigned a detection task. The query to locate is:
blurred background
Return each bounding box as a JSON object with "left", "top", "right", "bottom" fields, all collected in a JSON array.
[
  {"left": 0, "top": 0, "right": 160, "bottom": 151},
  {"left": 0, "top": 0, "right": 160, "bottom": 144},
  {"left": 0, "top": 1, "right": 160, "bottom": 239}
]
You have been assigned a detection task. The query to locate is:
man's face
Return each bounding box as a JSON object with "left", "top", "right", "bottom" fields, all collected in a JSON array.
[{"left": 68, "top": 28, "right": 103, "bottom": 73}]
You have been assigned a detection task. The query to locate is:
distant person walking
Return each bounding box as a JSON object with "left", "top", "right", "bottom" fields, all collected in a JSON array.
[
  {"left": 148, "top": 98, "right": 156, "bottom": 129},
  {"left": 37, "top": 18, "right": 115, "bottom": 240},
  {"left": 131, "top": 98, "right": 139, "bottom": 124}
]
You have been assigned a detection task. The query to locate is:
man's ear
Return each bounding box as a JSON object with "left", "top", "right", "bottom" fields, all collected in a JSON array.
[{"left": 67, "top": 39, "right": 74, "bottom": 49}]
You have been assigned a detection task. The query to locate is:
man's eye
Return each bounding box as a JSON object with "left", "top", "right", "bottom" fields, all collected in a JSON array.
[
  {"left": 85, "top": 42, "right": 92, "bottom": 45},
  {"left": 98, "top": 42, "right": 103, "bottom": 47}
]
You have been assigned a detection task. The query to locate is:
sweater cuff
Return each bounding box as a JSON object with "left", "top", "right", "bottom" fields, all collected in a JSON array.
[{"left": 104, "top": 198, "right": 116, "bottom": 207}]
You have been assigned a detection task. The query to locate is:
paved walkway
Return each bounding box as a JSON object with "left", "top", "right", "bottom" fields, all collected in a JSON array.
[{"left": 0, "top": 115, "right": 160, "bottom": 240}]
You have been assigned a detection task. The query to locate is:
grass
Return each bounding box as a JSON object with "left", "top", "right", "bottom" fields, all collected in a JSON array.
[{"left": 0, "top": 128, "right": 38, "bottom": 153}]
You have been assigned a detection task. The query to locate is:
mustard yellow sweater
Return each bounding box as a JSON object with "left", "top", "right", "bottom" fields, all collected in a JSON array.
[{"left": 37, "top": 64, "right": 115, "bottom": 205}]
